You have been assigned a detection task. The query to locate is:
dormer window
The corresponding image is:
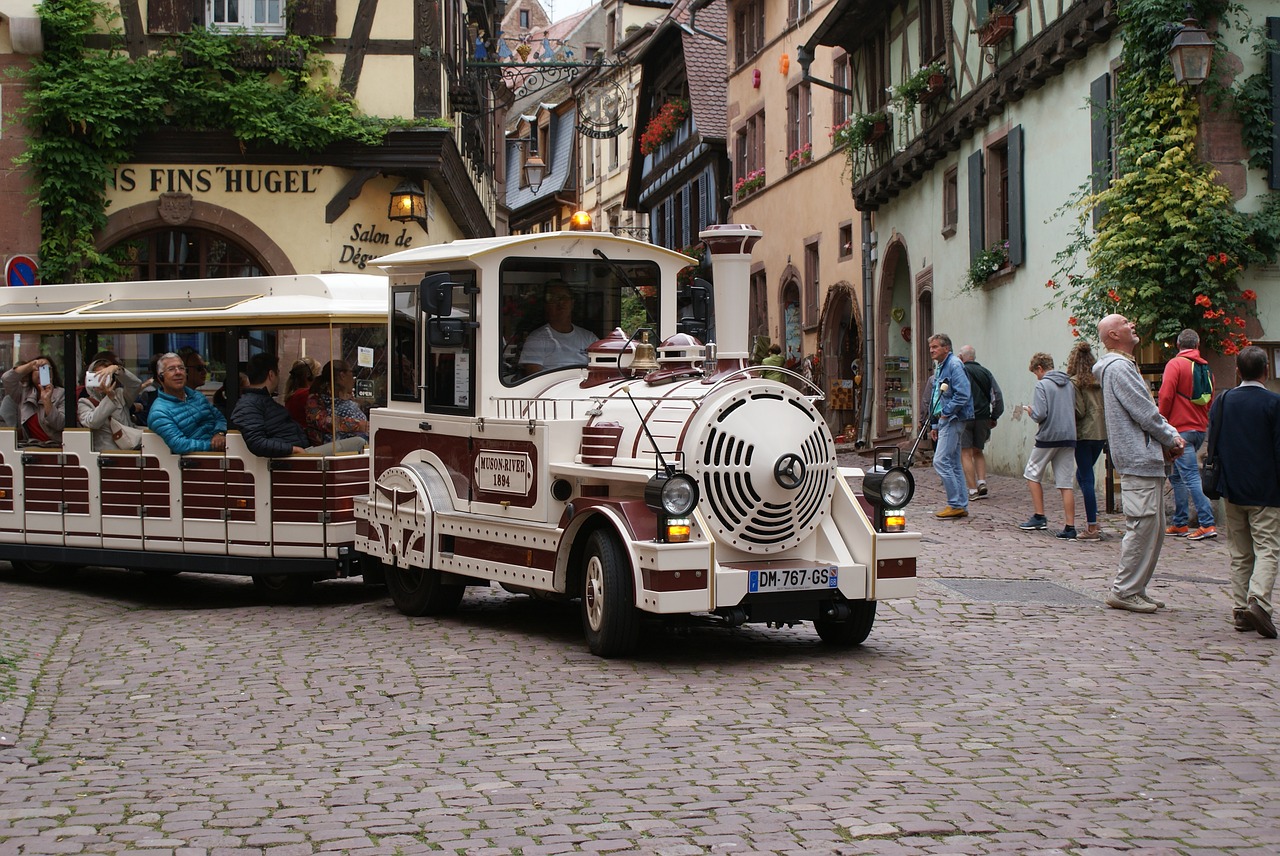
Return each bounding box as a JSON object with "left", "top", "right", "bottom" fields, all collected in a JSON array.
[{"left": 208, "top": 0, "right": 285, "bottom": 34}]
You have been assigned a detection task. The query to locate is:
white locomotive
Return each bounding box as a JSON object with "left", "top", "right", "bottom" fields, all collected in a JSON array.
[{"left": 356, "top": 221, "right": 920, "bottom": 657}]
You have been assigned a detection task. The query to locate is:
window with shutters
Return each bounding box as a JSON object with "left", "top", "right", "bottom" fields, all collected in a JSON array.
[
  {"left": 749, "top": 266, "right": 768, "bottom": 337},
  {"left": 1089, "top": 72, "right": 1117, "bottom": 226},
  {"left": 734, "top": 0, "right": 765, "bottom": 68},
  {"left": 787, "top": 83, "right": 812, "bottom": 171},
  {"left": 735, "top": 111, "right": 766, "bottom": 183},
  {"left": 865, "top": 35, "right": 888, "bottom": 111},
  {"left": 838, "top": 221, "right": 854, "bottom": 260},
  {"left": 207, "top": 0, "right": 285, "bottom": 34},
  {"left": 920, "top": 0, "right": 946, "bottom": 61},
  {"left": 942, "top": 166, "right": 958, "bottom": 237},
  {"left": 787, "top": 0, "right": 812, "bottom": 24},
  {"left": 803, "top": 238, "right": 819, "bottom": 329},
  {"left": 967, "top": 125, "right": 1025, "bottom": 274},
  {"left": 832, "top": 52, "right": 852, "bottom": 129}
]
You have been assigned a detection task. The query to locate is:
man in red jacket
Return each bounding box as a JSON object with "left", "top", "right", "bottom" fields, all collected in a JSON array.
[{"left": 1158, "top": 329, "right": 1216, "bottom": 540}]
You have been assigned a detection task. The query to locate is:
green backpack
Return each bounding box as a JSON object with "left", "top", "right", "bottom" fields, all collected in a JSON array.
[{"left": 1186, "top": 357, "right": 1212, "bottom": 406}]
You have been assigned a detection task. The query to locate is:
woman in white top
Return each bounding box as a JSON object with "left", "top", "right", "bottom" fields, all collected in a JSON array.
[{"left": 77, "top": 356, "right": 143, "bottom": 450}]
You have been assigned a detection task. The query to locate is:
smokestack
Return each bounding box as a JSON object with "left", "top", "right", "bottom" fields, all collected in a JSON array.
[{"left": 699, "top": 224, "right": 762, "bottom": 363}]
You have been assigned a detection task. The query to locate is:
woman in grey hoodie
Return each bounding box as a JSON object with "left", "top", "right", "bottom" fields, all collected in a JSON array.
[{"left": 1018, "top": 352, "right": 1077, "bottom": 538}]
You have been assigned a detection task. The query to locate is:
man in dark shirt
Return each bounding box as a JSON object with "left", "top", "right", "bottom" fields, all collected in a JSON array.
[
  {"left": 232, "top": 353, "right": 364, "bottom": 456},
  {"left": 1210, "top": 345, "right": 1280, "bottom": 638},
  {"left": 958, "top": 344, "right": 1001, "bottom": 500}
]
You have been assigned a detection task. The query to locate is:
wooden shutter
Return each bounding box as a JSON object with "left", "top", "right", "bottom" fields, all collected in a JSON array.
[
  {"left": 1007, "top": 125, "right": 1025, "bottom": 267},
  {"left": 291, "top": 0, "right": 338, "bottom": 36},
  {"left": 148, "top": 0, "right": 199, "bottom": 34},
  {"left": 967, "top": 150, "right": 984, "bottom": 264},
  {"left": 1270, "top": 18, "right": 1279, "bottom": 190},
  {"left": 1090, "top": 74, "right": 1112, "bottom": 225}
]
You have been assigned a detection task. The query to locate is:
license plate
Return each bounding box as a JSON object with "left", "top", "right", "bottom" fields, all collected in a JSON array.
[{"left": 748, "top": 566, "right": 838, "bottom": 593}]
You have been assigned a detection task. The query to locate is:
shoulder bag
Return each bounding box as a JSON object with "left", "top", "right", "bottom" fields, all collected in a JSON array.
[{"left": 1200, "top": 389, "right": 1228, "bottom": 501}]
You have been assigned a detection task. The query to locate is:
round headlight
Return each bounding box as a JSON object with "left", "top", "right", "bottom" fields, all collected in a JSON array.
[
  {"left": 878, "top": 468, "right": 914, "bottom": 509},
  {"left": 661, "top": 473, "right": 698, "bottom": 516}
]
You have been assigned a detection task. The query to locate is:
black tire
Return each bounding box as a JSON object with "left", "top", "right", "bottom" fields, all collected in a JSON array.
[
  {"left": 580, "top": 529, "right": 640, "bottom": 657},
  {"left": 814, "top": 600, "right": 877, "bottom": 647},
  {"left": 11, "top": 560, "right": 78, "bottom": 584},
  {"left": 384, "top": 561, "right": 464, "bottom": 617},
  {"left": 251, "top": 574, "right": 313, "bottom": 604}
]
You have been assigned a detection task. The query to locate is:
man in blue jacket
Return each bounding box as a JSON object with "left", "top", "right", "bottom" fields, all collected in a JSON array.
[
  {"left": 148, "top": 352, "right": 226, "bottom": 454},
  {"left": 927, "top": 333, "right": 973, "bottom": 518},
  {"left": 1210, "top": 345, "right": 1280, "bottom": 638}
]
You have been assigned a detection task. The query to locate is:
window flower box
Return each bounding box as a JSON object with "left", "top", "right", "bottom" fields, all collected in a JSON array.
[
  {"left": 639, "top": 99, "right": 690, "bottom": 155},
  {"left": 787, "top": 143, "right": 813, "bottom": 170},
  {"left": 734, "top": 168, "right": 766, "bottom": 201},
  {"left": 977, "top": 13, "right": 1014, "bottom": 47}
]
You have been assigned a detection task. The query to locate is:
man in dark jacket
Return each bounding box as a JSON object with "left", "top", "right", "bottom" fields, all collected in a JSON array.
[
  {"left": 958, "top": 344, "right": 1001, "bottom": 500},
  {"left": 232, "top": 353, "right": 364, "bottom": 457},
  {"left": 1210, "top": 345, "right": 1280, "bottom": 638}
]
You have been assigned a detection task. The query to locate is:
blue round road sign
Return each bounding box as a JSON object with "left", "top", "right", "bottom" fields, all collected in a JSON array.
[{"left": 5, "top": 255, "right": 39, "bottom": 287}]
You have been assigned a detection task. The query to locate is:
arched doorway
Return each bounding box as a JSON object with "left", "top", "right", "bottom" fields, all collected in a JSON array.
[
  {"left": 780, "top": 278, "right": 801, "bottom": 364},
  {"left": 819, "top": 283, "right": 860, "bottom": 438},
  {"left": 877, "top": 237, "right": 912, "bottom": 439}
]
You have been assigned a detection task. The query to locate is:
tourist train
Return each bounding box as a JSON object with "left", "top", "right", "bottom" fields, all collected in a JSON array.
[{"left": 0, "top": 221, "right": 919, "bottom": 656}]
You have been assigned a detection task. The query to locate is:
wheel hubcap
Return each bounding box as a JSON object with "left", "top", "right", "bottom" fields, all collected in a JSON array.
[{"left": 585, "top": 556, "right": 604, "bottom": 630}]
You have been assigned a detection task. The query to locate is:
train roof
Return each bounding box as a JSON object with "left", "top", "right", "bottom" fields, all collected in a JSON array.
[
  {"left": 372, "top": 230, "right": 697, "bottom": 269},
  {"left": 0, "top": 274, "right": 389, "bottom": 330}
]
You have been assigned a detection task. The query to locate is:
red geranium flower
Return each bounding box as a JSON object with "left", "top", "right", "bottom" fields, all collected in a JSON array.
[{"left": 1194, "top": 294, "right": 1212, "bottom": 307}]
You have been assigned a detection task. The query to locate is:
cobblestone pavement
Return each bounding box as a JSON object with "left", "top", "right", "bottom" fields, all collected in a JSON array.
[{"left": 1, "top": 462, "right": 1278, "bottom": 855}]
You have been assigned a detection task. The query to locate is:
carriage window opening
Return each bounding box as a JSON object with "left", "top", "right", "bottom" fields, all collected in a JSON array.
[
  {"left": 390, "top": 287, "right": 420, "bottom": 402},
  {"left": 498, "top": 255, "right": 663, "bottom": 386}
]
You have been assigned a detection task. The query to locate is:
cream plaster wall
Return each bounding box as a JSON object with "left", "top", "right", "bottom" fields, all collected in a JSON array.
[
  {"left": 105, "top": 165, "right": 460, "bottom": 275},
  {"left": 354, "top": 56, "right": 418, "bottom": 119}
]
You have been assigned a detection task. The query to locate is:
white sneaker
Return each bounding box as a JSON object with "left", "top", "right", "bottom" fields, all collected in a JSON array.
[
  {"left": 1105, "top": 592, "right": 1158, "bottom": 614},
  {"left": 968, "top": 488, "right": 979, "bottom": 500}
]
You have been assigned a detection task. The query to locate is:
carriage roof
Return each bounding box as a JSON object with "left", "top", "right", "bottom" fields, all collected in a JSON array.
[
  {"left": 372, "top": 230, "right": 696, "bottom": 269},
  {"left": 0, "top": 274, "right": 389, "bottom": 330}
]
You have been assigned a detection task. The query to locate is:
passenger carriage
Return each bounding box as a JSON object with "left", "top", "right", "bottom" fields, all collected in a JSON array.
[{"left": 0, "top": 275, "right": 386, "bottom": 600}]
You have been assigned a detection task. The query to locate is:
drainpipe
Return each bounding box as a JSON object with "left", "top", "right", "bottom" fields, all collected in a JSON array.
[
  {"left": 683, "top": 0, "right": 727, "bottom": 45},
  {"left": 858, "top": 211, "right": 875, "bottom": 448}
]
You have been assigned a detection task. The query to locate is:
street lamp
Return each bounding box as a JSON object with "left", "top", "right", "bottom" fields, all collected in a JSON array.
[
  {"left": 1168, "top": 10, "right": 1214, "bottom": 86},
  {"left": 388, "top": 179, "right": 426, "bottom": 225}
]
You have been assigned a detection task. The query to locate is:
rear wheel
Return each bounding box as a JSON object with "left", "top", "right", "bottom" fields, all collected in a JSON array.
[
  {"left": 252, "top": 574, "right": 313, "bottom": 604},
  {"left": 580, "top": 529, "right": 640, "bottom": 657},
  {"left": 11, "top": 560, "right": 78, "bottom": 584},
  {"left": 814, "top": 600, "right": 877, "bottom": 647},
  {"left": 384, "top": 561, "right": 464, "bottom": 617}
]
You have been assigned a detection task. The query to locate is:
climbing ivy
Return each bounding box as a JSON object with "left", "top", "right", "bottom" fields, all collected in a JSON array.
[
  {"left": 15, "top": 0, "right": 422, "bottom": 283},
  {"left": 1048, "top": 0, "right": 1280, "bottom": 354}
]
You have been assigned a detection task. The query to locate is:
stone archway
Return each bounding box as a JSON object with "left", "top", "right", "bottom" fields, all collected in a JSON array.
[
  {"left": 876, "top": 234, "right": 913, "bottom": 440},
  {"left": 97, "top": 199, "right": 295, "bottom": 277},
  {"left": 818, "top": 281, "right": 860, "bottom": 438}
]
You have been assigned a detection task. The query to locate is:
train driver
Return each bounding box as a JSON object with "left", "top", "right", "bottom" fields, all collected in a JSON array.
[
  {"left": 518, "top": 280, "right": 598, "bottom": 375},
  {"left": 148, "top": 352, "right": 227, "bottom": 453}
]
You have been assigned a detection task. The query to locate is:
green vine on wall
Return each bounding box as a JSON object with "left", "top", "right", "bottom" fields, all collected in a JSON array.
[
  {"left": 14, "top": 0, "right": 419, "bottom": 283},
  {"left": 1048, "top": 0, "right": 1280, "bottom": 354}
]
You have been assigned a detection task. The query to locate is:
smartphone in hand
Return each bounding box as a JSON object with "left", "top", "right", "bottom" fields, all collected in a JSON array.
[{"left": 38, "top": 365, "right": 51, "bottom": 387}]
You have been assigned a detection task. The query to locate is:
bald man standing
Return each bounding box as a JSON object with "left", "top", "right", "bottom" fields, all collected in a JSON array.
[{"left": 1093, "top": 314, "right": 1186, "bottom": 614}]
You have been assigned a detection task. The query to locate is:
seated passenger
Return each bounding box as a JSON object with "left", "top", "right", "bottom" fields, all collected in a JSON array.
[
  {"left": 147, "top": 352, "right": 227, "bottom": 453},
  {"left": 2, "top": 357, "right": 65, "bottom": 445},
  {"left": 77, "top": 355, "right": 143, "bottom": 451},
  {"left": 232, "top": 353, "right": 365, "bottom": 457},
  {"left": 305, "top": 360, "right": 369, "bottom": 448},
  {"left": 284, "top": 357, "right": 320, "bottom": 428},
  {"left": 133, "top": 353, "right": 162, "bottom": 427},
  {"left": 518, "top": 280, "right": 598, "bottom": 375}
]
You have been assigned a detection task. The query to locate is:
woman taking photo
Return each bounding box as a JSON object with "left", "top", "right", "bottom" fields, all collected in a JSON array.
[
  {"left": 2, "top": 356, "right": 65, "bottom": 445},
  {"left": 77, "top": 354, "right": 143, "bottom": 450}
]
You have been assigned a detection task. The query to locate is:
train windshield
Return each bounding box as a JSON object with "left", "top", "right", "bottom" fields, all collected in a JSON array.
[{"left": 498, "top": 255, "right": 662, "bottom": 385}]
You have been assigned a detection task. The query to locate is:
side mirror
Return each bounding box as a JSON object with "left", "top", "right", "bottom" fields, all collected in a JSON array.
[
  {"left": 419, "top": 272, "right": 455, "bottom": 316},
  {"left": 678, "top": 278, "right": 713, "bottom": 340}
]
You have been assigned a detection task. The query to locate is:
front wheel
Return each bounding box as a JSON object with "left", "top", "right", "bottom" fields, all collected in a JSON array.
[
  {"left": 384, "top": 561, "right": 464, "bottom": 617},
  {"left": 580, "top": 529, "right": 640, "bottom": 657},
  {"left": 814, "top": 600, "right": 877, "bottom": 647},
  {"left": 252, "top": 574, "right": 313, "bottom": 604}
]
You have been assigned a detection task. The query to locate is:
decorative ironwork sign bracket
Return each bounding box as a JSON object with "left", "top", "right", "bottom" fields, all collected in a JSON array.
[{"left": 467, "top": 58, "right": 630, "bottom": 102}]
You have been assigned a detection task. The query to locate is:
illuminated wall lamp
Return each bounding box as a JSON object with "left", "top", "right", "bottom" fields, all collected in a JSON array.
[{"left": 388, "top": 179, "right": 427, "bottom": 225}]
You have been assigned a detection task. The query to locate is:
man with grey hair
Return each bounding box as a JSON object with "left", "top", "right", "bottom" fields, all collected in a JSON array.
[
  {"left": 958, "top": 344, "right": 1001, "bottom": 500},
  {"left": 927, "top": 333, "right": 973, "bottom": 518},
  {"left": 147, "top": 352, "right": 227, "bottom": 454},
  {"left": 1158, "top": 328, "right": 1217, "bottom": 540},
  {"left": 1094, "top": 314, "right": 1185, "bottom": 613}
]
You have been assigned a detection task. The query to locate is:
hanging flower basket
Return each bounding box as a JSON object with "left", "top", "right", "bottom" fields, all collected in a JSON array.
[
  {"left": 978, "top": 13, "right": 1015, "bottom": 47},
  {"left": 919, "top": 71, "right": 948, "bottom": 103},
  {"left": 865, "top": 119, "right": 888, "bottom": 145}
]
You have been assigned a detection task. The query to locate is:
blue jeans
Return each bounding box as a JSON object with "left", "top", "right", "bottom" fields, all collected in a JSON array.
[
  {"left": 1169, "top": 430, "right": 1215, "bottom": 528},
  {"left": 933, "top": 418, "right": 968, "bottom": 508},
  {"left": 1074, "top": 439, "right": 1106, "bottom": 525}
]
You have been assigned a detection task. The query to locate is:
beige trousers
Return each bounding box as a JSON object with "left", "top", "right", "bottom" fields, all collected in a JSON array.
[
  {"left": 1223, "top": 501, "right": 1280, "bottom": 615},
  {"left": 1113, "top": 474, "right": 1165, "bottom": 598}
]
